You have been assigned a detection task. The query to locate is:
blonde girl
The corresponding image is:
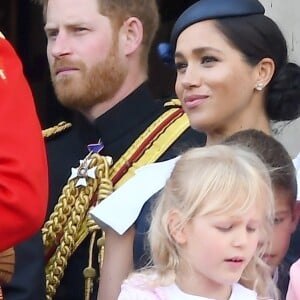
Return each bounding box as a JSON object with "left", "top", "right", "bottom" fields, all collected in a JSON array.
[{"left": 118, "top": 145, "right": 278, "bottom": 300}]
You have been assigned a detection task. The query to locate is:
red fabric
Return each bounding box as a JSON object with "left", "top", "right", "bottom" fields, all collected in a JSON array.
[{"left": 0, "top": 36, "right": 48, "bottom": 251}]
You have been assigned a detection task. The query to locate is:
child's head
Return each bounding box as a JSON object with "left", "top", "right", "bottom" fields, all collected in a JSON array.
[
  {"left": 224, "top": 129, "right": 299, "bottom": 272},
  {"left": 149, "top": 144, "right": 275, "bottom": 298}
]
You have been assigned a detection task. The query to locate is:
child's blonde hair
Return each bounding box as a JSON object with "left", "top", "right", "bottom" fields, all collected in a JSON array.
[{"left": 148, "top": 144, "right": 277, "bottom": 299}]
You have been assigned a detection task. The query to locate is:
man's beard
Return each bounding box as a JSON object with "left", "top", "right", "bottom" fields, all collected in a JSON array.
[{"left": 50, "top": 43, "right": 127, "bottom": 111}]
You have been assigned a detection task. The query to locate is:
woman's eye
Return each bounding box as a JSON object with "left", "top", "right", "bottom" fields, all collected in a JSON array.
[
  {"left": 175, "top": 62, "right": 187, "bottom": 72},
  {"left": 201, "top": 56, "right": 218, "bottom": 64}
]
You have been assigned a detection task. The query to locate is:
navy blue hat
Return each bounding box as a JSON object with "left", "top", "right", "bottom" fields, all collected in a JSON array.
[{"left": 158, "top": 0, "right": 265, "bottom": 64}]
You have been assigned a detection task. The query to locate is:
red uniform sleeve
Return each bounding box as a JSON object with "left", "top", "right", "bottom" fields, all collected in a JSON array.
[{"left": 0, "top": 34, "right": 48, "bottom": 251}]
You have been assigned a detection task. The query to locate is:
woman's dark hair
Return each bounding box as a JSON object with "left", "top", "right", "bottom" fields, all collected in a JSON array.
[{"left": 215, "top": 14, "right": 300, "bottom": 122}]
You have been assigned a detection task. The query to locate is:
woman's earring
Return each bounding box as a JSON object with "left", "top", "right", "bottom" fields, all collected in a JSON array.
[{"left": 255, "top": 83, "right": 264, "bottom": 91}]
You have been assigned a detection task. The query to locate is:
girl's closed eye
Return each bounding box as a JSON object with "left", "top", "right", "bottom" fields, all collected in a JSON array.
[
  {"left": 215, "top": 224, "right": 233, "bottom": 232},
  {"left": 246, "top": 226, "right": 258, "bottom": 233}
]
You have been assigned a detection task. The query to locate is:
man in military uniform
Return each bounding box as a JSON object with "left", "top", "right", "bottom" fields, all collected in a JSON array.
[
  {"left": 0, "top": 33, "right": 48, "bottom": 299},
  {"left": 6, "top": 0, "right": 205, "bottom": 299}
]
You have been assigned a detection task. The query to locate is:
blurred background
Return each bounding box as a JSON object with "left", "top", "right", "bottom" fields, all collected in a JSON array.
[{"left": 0, "top": 0, "right": 299, "bottom": 156}]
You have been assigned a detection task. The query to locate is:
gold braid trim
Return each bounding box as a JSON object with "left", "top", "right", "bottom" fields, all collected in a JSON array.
[
  {"left": 43, "top": 154, "right": 113, "bottom": 300},
  {"left": 43, "top": 104, "right": 189, "bottom": 300},
  {"left": 164, "top": 98, "right": 181, "bottom": 107},
  {"left": 109, "top": 105, "right": 182, "bottom": 185},
  {"left": 42, "top": 121, "right": 72, "bottom": 139}
]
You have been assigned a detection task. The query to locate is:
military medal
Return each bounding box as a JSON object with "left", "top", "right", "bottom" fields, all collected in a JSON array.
[{"left": 69, "top": 140, "right": 104, "bottom": 187}]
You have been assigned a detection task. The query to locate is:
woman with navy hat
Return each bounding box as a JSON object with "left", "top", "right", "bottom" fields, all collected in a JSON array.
[{"left": 92, "top": 0, "right": 300, "bottom": 299}]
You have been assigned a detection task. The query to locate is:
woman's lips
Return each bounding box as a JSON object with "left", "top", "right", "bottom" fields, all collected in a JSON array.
[{"left": 183, "top": 94, "right": 209, "bottom": 109}]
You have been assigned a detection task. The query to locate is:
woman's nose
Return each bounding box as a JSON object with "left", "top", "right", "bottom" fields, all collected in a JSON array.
[{"left": 181, "top": 65, "right": 202, "bottom": 89}]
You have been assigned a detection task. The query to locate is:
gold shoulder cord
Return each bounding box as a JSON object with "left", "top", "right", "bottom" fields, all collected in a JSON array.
[
  {"left": 42, "top": 121, "right": 72, "bottom": 138},
  {"left": 42, "top": 104, "right": 190, "bottom": 300}
]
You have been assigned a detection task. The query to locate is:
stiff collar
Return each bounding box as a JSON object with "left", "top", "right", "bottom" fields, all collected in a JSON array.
[{"left": 74, "top": 82, "right": 161, "bottom": 146}]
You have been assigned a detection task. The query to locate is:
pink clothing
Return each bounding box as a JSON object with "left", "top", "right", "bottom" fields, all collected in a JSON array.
[
  {"left": 118, "top": 274, "right": 258, "bottom": 300},
  {"left": 287, "top": 259, "right": 300, "bottom": 300}
]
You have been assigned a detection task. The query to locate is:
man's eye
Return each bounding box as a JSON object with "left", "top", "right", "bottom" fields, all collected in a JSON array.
[
  {"left": 46, "top": 31, "right": 58, "bottom": 39},
  {"left": 75, "top": 27, "right": 88, "bottom": 32}
]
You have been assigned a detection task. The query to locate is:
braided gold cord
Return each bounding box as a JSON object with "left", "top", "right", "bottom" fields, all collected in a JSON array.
[
  {"left": 42, "top": 180, "right": 78, "bottom": 248},
  {"left": 45, "top": 154, "right": 112, "bottom": 300},
  {"left": 43, "top": 107, "right": 189, "bottom": 299},
  {"left": 42, "top": 121, "right": 72, "bottom": 138},
  {"left": 84, "top": 231, "right": 97, "bottom": 300},
  {"left": 164, "top": 98, "right": 181, "bottom": 107}
]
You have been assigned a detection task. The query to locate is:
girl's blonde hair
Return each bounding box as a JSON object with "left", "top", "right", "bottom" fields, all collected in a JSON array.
[{"left": 148, "top": 144, "right": 277, "bottom": 299}]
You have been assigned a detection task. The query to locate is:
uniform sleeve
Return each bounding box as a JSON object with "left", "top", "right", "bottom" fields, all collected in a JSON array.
[{"left": 0, "top": 34, "right": 48, "bottom": 251}]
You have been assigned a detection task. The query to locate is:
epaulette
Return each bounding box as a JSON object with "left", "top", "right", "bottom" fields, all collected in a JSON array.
[
  {"left": 42, "top": 121, "right": 72, "bottom": 139},
  {"left": 164, "top": 98, "right": 181, "bottom": 107}
]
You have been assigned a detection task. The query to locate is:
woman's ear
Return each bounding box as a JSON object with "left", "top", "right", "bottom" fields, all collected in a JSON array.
[
  {"left": 119, "top": 17, "right": 143, "bottom": 56},
  {"left": 167, "top": 209, "right": 187, "bottom": 245},
  {"left": 255, "top": 57, "right": 275, "bottom": 89}
]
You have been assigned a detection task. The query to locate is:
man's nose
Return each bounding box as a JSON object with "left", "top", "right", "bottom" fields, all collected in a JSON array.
[{"left": 50, "top": 31, "right": 72, "bottom": 58}]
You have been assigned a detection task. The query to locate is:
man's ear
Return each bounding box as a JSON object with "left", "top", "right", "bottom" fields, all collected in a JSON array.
[
  {"left": 254, "top": 57, "right": 275, "bottom": 89},
  {"left": 119, "top": 17, "right": 143, "bottom": 56},
  {"left": 291, "top": 202, "right": 300, "bottom": 232},
  {"left": 167, "top": 209, "right": 187, "bottom": 245}
]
